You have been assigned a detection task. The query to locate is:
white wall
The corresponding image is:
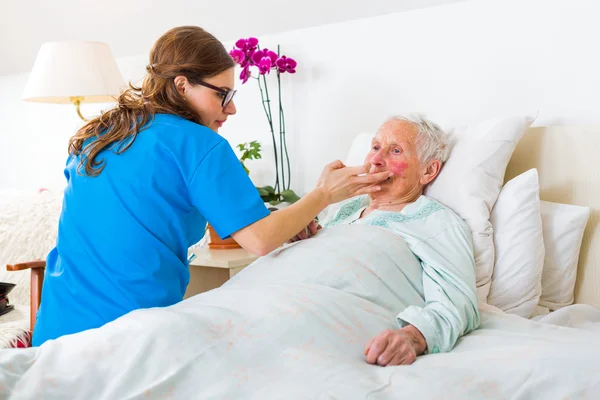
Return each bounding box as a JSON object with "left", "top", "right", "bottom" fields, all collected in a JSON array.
[
  {"left": 0, "top": 55, "right": 151, "bottom": 190},
  {"left": 1, "top": 0, "right": 599, "bottom": 195},
  {"left": 2, "top": 0, "right": 470, "bottom": 75}
]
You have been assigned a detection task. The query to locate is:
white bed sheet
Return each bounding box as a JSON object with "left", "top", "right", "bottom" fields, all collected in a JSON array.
[{"left": 0, "top": 225, "right": 598, "bottom": 399}]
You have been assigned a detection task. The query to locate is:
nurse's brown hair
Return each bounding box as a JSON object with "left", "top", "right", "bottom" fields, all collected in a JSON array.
[{"left": 68, "top": 26, "right": 234, "bottom": 176}]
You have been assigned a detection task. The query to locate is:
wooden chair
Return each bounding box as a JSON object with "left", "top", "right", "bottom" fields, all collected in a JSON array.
[{"left": 5, "top": 261, "right": 45, "bottom": 333}]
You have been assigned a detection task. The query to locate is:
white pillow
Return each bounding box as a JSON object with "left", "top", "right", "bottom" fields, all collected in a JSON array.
[
  {"left": 488, "top": 169, "right": 544, "bottom": 318},
  {"left": 341, "top": 115, "right": 534, "bottom": 303},
  {"left": 344, "top": 132, "right": 375, "bottom": 167},
  {"left": 424, "top": 115, "right": 534, "bottom": 302},
  {"left": 538, "top": 200, "right": 590, "bottom": 310}
]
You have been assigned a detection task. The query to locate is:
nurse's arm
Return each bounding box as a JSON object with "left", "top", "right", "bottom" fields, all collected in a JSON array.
[{"left": 231, "top": 161, "right": 391, "bottom": 256}]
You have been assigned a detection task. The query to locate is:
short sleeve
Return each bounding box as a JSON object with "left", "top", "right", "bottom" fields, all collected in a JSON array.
[{"left": 188, "top": 140, "right": 269, "bottom": 239}]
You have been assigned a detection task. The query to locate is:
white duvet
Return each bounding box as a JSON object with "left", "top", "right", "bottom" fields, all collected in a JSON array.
[{"left": 1, "top": 225, "right": 599, "bottom": 399}]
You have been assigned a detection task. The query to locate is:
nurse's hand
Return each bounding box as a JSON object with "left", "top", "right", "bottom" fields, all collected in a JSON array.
[
  {"left": 316, "top": 160, "right": 393, "bottom": 204},
  {"left": 288, "top": 219, "right": 321, "bottom": 243}
]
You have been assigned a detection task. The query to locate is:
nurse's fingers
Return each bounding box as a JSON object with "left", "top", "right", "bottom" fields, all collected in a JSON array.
[
  {"left": 343, "top": 163, "right": 372, "bottom": 176},
  {"left": 326, "top": 160, "right": 346, "bottom": 171},
  {"left": 354, "top": 185, "right": 382, "bottom": 196},
  {"left": 353, "top": 171, "right": 393, "bottom": 185}
]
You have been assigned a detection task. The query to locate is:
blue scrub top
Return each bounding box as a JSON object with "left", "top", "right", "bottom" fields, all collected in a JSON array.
[{"left": 32, "top": 114, "right": 269, "bottom": 346}]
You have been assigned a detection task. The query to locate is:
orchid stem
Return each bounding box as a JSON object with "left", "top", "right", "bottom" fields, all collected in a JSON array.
[
  {"left": 257, "top": 72, "right": 279, "bottom": 195},
  {"left": 276, "top": 60, "right": 290, "bottom": 192}
]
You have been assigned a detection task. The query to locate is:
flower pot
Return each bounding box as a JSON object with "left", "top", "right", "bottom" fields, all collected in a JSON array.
[{"left": 207, "top": 224, "right": 241, "bottom": 250}]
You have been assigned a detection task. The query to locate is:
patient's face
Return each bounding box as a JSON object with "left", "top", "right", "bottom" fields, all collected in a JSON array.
[{"left": 364, "top": 120, "right": 428, "bottom": 202}]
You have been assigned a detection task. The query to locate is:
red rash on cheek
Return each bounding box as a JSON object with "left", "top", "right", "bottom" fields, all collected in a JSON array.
[{"left": 389, "top": 161, "right": 409, "bottom": 177}]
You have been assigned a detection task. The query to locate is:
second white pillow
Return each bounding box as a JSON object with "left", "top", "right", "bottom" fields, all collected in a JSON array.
[
  {"left": 488, "top": 169, "right": 545, "bottom": 318},
  {"left": 538, "top": 200, "right": 591, "bottom": 310}
]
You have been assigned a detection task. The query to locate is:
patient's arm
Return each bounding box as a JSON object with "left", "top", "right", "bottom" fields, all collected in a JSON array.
[{"left": 395, "top": 224, "right": 481, "bottom": 354}]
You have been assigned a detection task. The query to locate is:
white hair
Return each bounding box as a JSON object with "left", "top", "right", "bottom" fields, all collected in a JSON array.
[{"left": 387, "top": 114, "right": 450, "bottom": 164}]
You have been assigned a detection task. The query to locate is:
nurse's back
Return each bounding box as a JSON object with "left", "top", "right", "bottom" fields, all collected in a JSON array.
[
  {"left": 30, "top": 25, "right": 254, "bottom": 346},
  {"left": 32, "top": 114, "right": 223, "bottom": 345}
]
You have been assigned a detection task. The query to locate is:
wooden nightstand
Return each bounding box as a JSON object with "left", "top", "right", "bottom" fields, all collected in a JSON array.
[{"left": 184, "top": 247, "right": 259, "bottom": 298}]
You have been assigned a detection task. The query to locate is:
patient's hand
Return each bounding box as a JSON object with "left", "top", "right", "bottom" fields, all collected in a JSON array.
[
  {"left": 288, "top": 220, "right": 322, "bottom": 243},
  {"left": 364, "top": 325, "right": 427, "bottom": 367}
]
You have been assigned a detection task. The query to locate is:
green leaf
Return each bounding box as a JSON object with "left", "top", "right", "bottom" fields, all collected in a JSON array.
[
  {"left": 249, "top": 140, "right": 261, "bottom": 150},
  {"left": 269, "top": 199, "right": 282, "bottom": 205},
  {"left": 257, "top": 187, "right": 270, "bottom": 197},
  {"left": 257, "top": 185, "right": 277, "bottom": 203},
  {"left": 236, "top": 141, "right": 262, "bottom": 162},
  {"left": 258, "top": 185, "right": 275, "bottom": 194},
  {"left": 245, "top": 150, "right": 261, "bottom": 160},
  {"left": 281, "top": 189, "right": 301, "bottom": 204}
]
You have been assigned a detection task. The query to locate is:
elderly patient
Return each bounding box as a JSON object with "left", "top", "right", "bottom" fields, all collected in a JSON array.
[{"left": 293, "top": 115, "right": 480, "bottom": 367}]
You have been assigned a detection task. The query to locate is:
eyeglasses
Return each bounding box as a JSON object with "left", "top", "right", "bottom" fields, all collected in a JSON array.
[{"left": 196, "top": 81, "right": 237, "bottom": 108}]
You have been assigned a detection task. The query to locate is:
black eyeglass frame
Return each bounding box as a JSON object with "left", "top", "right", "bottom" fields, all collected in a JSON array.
[{"left": 196, "top": 81, "right": 237, "bottom": 108}]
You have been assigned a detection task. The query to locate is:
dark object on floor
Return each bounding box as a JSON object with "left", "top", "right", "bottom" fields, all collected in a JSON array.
[{"left": 0, "top": 282, "right": 16, "bottom": 316}]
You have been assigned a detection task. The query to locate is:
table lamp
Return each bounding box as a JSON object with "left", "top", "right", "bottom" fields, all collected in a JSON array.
[{"left": 22, "top": 41, "right": 125, "bottom": 121}]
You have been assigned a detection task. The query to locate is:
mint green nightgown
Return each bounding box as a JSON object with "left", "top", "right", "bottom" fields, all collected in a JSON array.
[{"left": 324, "top": 195, "right": 480, "bottom": 354}]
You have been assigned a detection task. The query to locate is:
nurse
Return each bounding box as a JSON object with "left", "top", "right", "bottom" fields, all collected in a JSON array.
[{"left": 32, "top": 25, "right": 390, "bottom": 346}]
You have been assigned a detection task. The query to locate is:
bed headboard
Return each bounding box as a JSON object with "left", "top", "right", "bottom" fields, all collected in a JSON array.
[{"left": 505, "top": 126, "right": 600, "bottom": 309}]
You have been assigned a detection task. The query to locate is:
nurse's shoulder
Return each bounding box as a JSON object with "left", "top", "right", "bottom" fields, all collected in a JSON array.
[{"left": 148, "top": 113, "right": 225, "bottom": 151}]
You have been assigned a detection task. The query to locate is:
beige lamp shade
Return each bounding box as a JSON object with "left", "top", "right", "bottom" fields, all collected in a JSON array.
[{"left": 22, "top": 41, "right": 125, "bottom": 104}]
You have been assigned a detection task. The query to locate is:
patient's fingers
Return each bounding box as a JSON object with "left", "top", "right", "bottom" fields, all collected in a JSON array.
[
  {"left": 399, "top": 345, "right": 417, "bottom": 366},
  {"left": 366, "top": 336, "right": 388, "bottom": 365},
  {"left": 297, "top": 229, "right": 308, "bottom": 240},
  {"left": 308, "top": 220, "right": 319, "bottom": 235},
  {"left": 388, "top": 352, "right": 405, "bottom": 366},
  {"left": 377, "top": 339, "right": 400, "bottom": 366},
  {"left": 288, "top": 235, "right": 298, "bottom": 243},
  {"left": 364, "top": 338, "right": 374, "bottom": 356}
]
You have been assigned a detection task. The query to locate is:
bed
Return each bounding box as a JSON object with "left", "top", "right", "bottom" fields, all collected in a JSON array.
[{"left": 0, "top": 123, "right": 599, "bottom": 399}]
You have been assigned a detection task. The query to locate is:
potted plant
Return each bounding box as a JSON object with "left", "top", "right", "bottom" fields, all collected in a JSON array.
[
  {"left": 207, "top": 141, "right": 263, "bottom": 249},
  {"left": 230, "top": 37, "right": 301, "bottom": 206}
]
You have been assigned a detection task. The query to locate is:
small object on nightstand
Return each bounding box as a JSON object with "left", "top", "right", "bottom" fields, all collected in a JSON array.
[
  {"left": 185, "top": 247, "right": 259, "bottom": 298},
  {"left": 207, "top": 224, "right": 242, "bottom": 249}
]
